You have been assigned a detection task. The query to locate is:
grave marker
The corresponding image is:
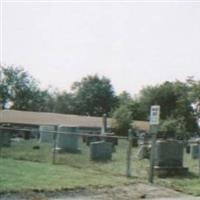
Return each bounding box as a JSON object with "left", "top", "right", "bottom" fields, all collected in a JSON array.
[
  {"left": 57, "top": 125, "right": 81, "bottom": 153},
  {"left": 39, "top": 125, "right": 56, "bottom": 143},
  {"left": 90, "top": 141, "right": 112, "bottom": 161}
]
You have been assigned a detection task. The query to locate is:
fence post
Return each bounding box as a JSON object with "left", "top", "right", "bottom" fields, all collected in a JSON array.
[
  {"left": 0, "top": 130, "right": 1, "bottom": 157},
  {"left": 198, "top": 142, "right": 200, "bottom": 177},
  {"left": 52, "top": 130, "right": 57, "bottom": 164},
  {"left": 102, "top": 113, "right": 107, "bottom": 134},
  {"left": 126, "top": 129, "right": 133, "bottom": 177}
]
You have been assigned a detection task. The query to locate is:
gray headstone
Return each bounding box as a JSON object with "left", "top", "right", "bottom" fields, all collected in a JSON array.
[
  {"left": 154, "top": 139, "right": 183, "bottom": 167},
  {"left": 0, "top": 130, "right": 11, "bottom": 147},
  {"left": 31, "top": 128, "right": 39, "bottom": 139},
  {"left": 39, "top": 125, "right": 56, "bottom": 143},
  {"left": 57, "top": 126, "right": 80, "bottom": 153},
  {"left": 90, "top": 141, "right": 112, "bottom": 161}
]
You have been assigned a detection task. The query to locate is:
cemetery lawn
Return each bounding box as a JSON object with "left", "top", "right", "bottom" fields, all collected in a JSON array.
[
  {"left": 1, "top": 140, "right": 200, "bottom": 196},
  {"left": 0, "top": 158, "right": 135, "bottom": 192},
  {"left": 2, "top": 158, "right": 200, "bottom": 197},
  {"left": 157, "top": 153, "right": 200, "bottom": 196}
]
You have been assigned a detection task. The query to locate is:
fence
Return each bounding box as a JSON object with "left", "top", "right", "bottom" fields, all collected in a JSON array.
[
  {"left": 0, "top": 126, "right": 144, "bottom": 178},
  {"left": 1, "top": 126, "right": 200, "bottom": 180}
]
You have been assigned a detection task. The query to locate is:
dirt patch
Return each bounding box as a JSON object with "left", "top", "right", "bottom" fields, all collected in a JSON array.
[{"left": 0, "top": 183, "right": 197, "bottom": 200}]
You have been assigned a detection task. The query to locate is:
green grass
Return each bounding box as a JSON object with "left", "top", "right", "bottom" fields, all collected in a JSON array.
[
  {"left": 157, "top": 151, "right": 200, "bottom": 196},
  {"left": 0, "top": 140, "right": 141, "bottom": 192},
  {"left": 0, "top": 158, "right": 134, "bottom": 192},
  {"left": 1, "top": 139, "right": 200, "bottom": 196}
]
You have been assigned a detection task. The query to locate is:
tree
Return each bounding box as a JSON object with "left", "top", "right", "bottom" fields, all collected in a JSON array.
[
  {"left": 159, "top": 117, "right": 188, "bottom": 139},
  {"left": 129, "top": 99, "right": 147, "bottom": 120},
  {"left": 54, "top": 92, "right": 75, "bottom": 114},
  {"left": 116, "top": 91, "right": 147, "bottom": 120},
  {"left": 71, "top": 75, "right": 117, "bottom": 116},
  {"left": 187, "top": 77, "right": 200, "bottom": 120},
  {"left": 111, "top": 105, "right": 132, "bottom": 136},
  {"left": 117, "top": 91, "right": 133, "bottom": 106},
  {"left": 138, "top": 82, "right": 179, "bottom": 120},
  {"left": 137, "top": 80, "right": 198, "bottom": 136},
  {"left": 0, "top": 66, "right": 53, "bottom": 111}
]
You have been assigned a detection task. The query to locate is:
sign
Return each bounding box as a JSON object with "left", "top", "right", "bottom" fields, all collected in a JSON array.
[{"left": 150, "top": 105, "right": 160, "bottom": 125}]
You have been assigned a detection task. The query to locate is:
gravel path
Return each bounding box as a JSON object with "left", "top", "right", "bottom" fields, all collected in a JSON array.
[{"left": 1, "top": 183, "right": 199, "bottom": 200}]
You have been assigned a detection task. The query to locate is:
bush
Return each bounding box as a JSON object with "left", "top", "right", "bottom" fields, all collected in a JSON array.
[
  {"left": 159, "top": 117, "right": 189, "bottom": 140},
  {"left": 111, "top": 105, "right": 132, "bottom": 136}
]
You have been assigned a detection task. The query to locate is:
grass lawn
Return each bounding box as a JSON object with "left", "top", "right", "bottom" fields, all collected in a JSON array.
[
  {"left": 1, "top": 139, "right": 200, "bottom": 196},
  {"left": 0, "top": 158, "right": 134, "bottom": 192},
  {"left": 157, "top": 152, "right": 200, "bottom": 196}
]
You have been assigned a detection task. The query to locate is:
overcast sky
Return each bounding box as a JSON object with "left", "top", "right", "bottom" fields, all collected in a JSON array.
[{"left": 1, "top": 1, "right": 200, "bottom": 95}]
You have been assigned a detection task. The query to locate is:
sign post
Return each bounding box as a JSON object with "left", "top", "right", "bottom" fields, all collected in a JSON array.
[
  {"left": 126, "top": 129, "right": 133, "bottom": 177},
  {"left": 149, "top": 105, "right": 160, "bottom": 183}
]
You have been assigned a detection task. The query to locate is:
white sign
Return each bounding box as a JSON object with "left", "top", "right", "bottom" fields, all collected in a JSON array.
[{"left": 150, "top": 105, "right": 160, "bottom": 125}]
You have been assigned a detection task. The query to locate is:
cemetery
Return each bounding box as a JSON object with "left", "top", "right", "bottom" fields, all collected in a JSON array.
[{"left": 1, "top": 109, "right": 200, "bottom": 198}]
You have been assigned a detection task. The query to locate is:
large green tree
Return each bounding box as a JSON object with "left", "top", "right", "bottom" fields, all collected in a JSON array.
[
  {"left": 136, "top": 80, "right": 198, "bottom": 136},
  {"left": 54, "top": 92, "right": 75, "bottom": 114},
  {"left": 71, "top": 75, "right": 117, "bottom": 116},
  {"left": 0, "top": 66, "right": 53, "bottom": 111}
]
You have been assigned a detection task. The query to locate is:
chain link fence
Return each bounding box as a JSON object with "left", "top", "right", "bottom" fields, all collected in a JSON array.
[
  {"left": 0, "top": 125, "right": 148, "bottom": 178},
  {"left": 1, "top": 125, "right": 200, "bottom": 179}
]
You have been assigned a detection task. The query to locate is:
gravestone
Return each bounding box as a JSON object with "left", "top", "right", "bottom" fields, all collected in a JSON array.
[
  {"left": 90, "top": 141, "right": 112, "bottom": 161},
  {"left": 31, "top": 128, "right": 39, "bottom": 139},
  {"left": 57, "top": 125, "right": 80, "bottom": 153},
  {"left": 0, "top": 130, "right": 11, "bottom": 147},
  {"left": 137, "top": 133, "right": 150, "bottom": 159},
  {"left": 154, "top": 139, "right": 187, "bottom": 177},
  {"left": 190, "top": 144, "right": 199, "bottom": 159},
  {"left": 86, "top": 135, "right": 101, "bottom": 146},
  {"left": 39, "top": 125, "right": 56, "bottom": 143}
]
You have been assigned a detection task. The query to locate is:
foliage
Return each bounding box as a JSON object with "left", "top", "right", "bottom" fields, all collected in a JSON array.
[
  {"left": 186, "top": 77, "right": 200, "bottom": 119},
  {"left": 0, "top": 66, "right": 58, "bottom": 112},
  {"left": 117, "top": 91, "right": 133, "bottom": 106},
  {"left": 71, "top": 75, "right": 117, "bottom": 116},
  {"left": 111, "top": 105, "right": 132, "bottom": 136},
  {"left": 54, "top": 92, "right": 75, "bottom": 114},
  {"left": 137, "top": 81, "right": 199, "bottom": 137},
  {"left": 0, "top": 66, "right": 38, "bottom": 110},
  {"left": 129, "top": 99, "right": 147, "bottom": 120},
  {"left": 1, "top": 66, "right": 200, "bottom": 139},
  {"left": 138, "top": 82, "right": 179, "bottom": 120},
  {"left": 159, "top": 117, "right": 188, "bottom": 139}
]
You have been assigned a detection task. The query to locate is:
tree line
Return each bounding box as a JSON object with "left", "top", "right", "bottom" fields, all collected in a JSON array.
[{"left": 0, "top": 66, "right": 200, "bottom": 137}]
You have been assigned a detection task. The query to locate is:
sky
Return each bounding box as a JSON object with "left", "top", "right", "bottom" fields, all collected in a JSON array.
[{"left": 1, "top": 0, "right": 200, "bottom": 95}]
